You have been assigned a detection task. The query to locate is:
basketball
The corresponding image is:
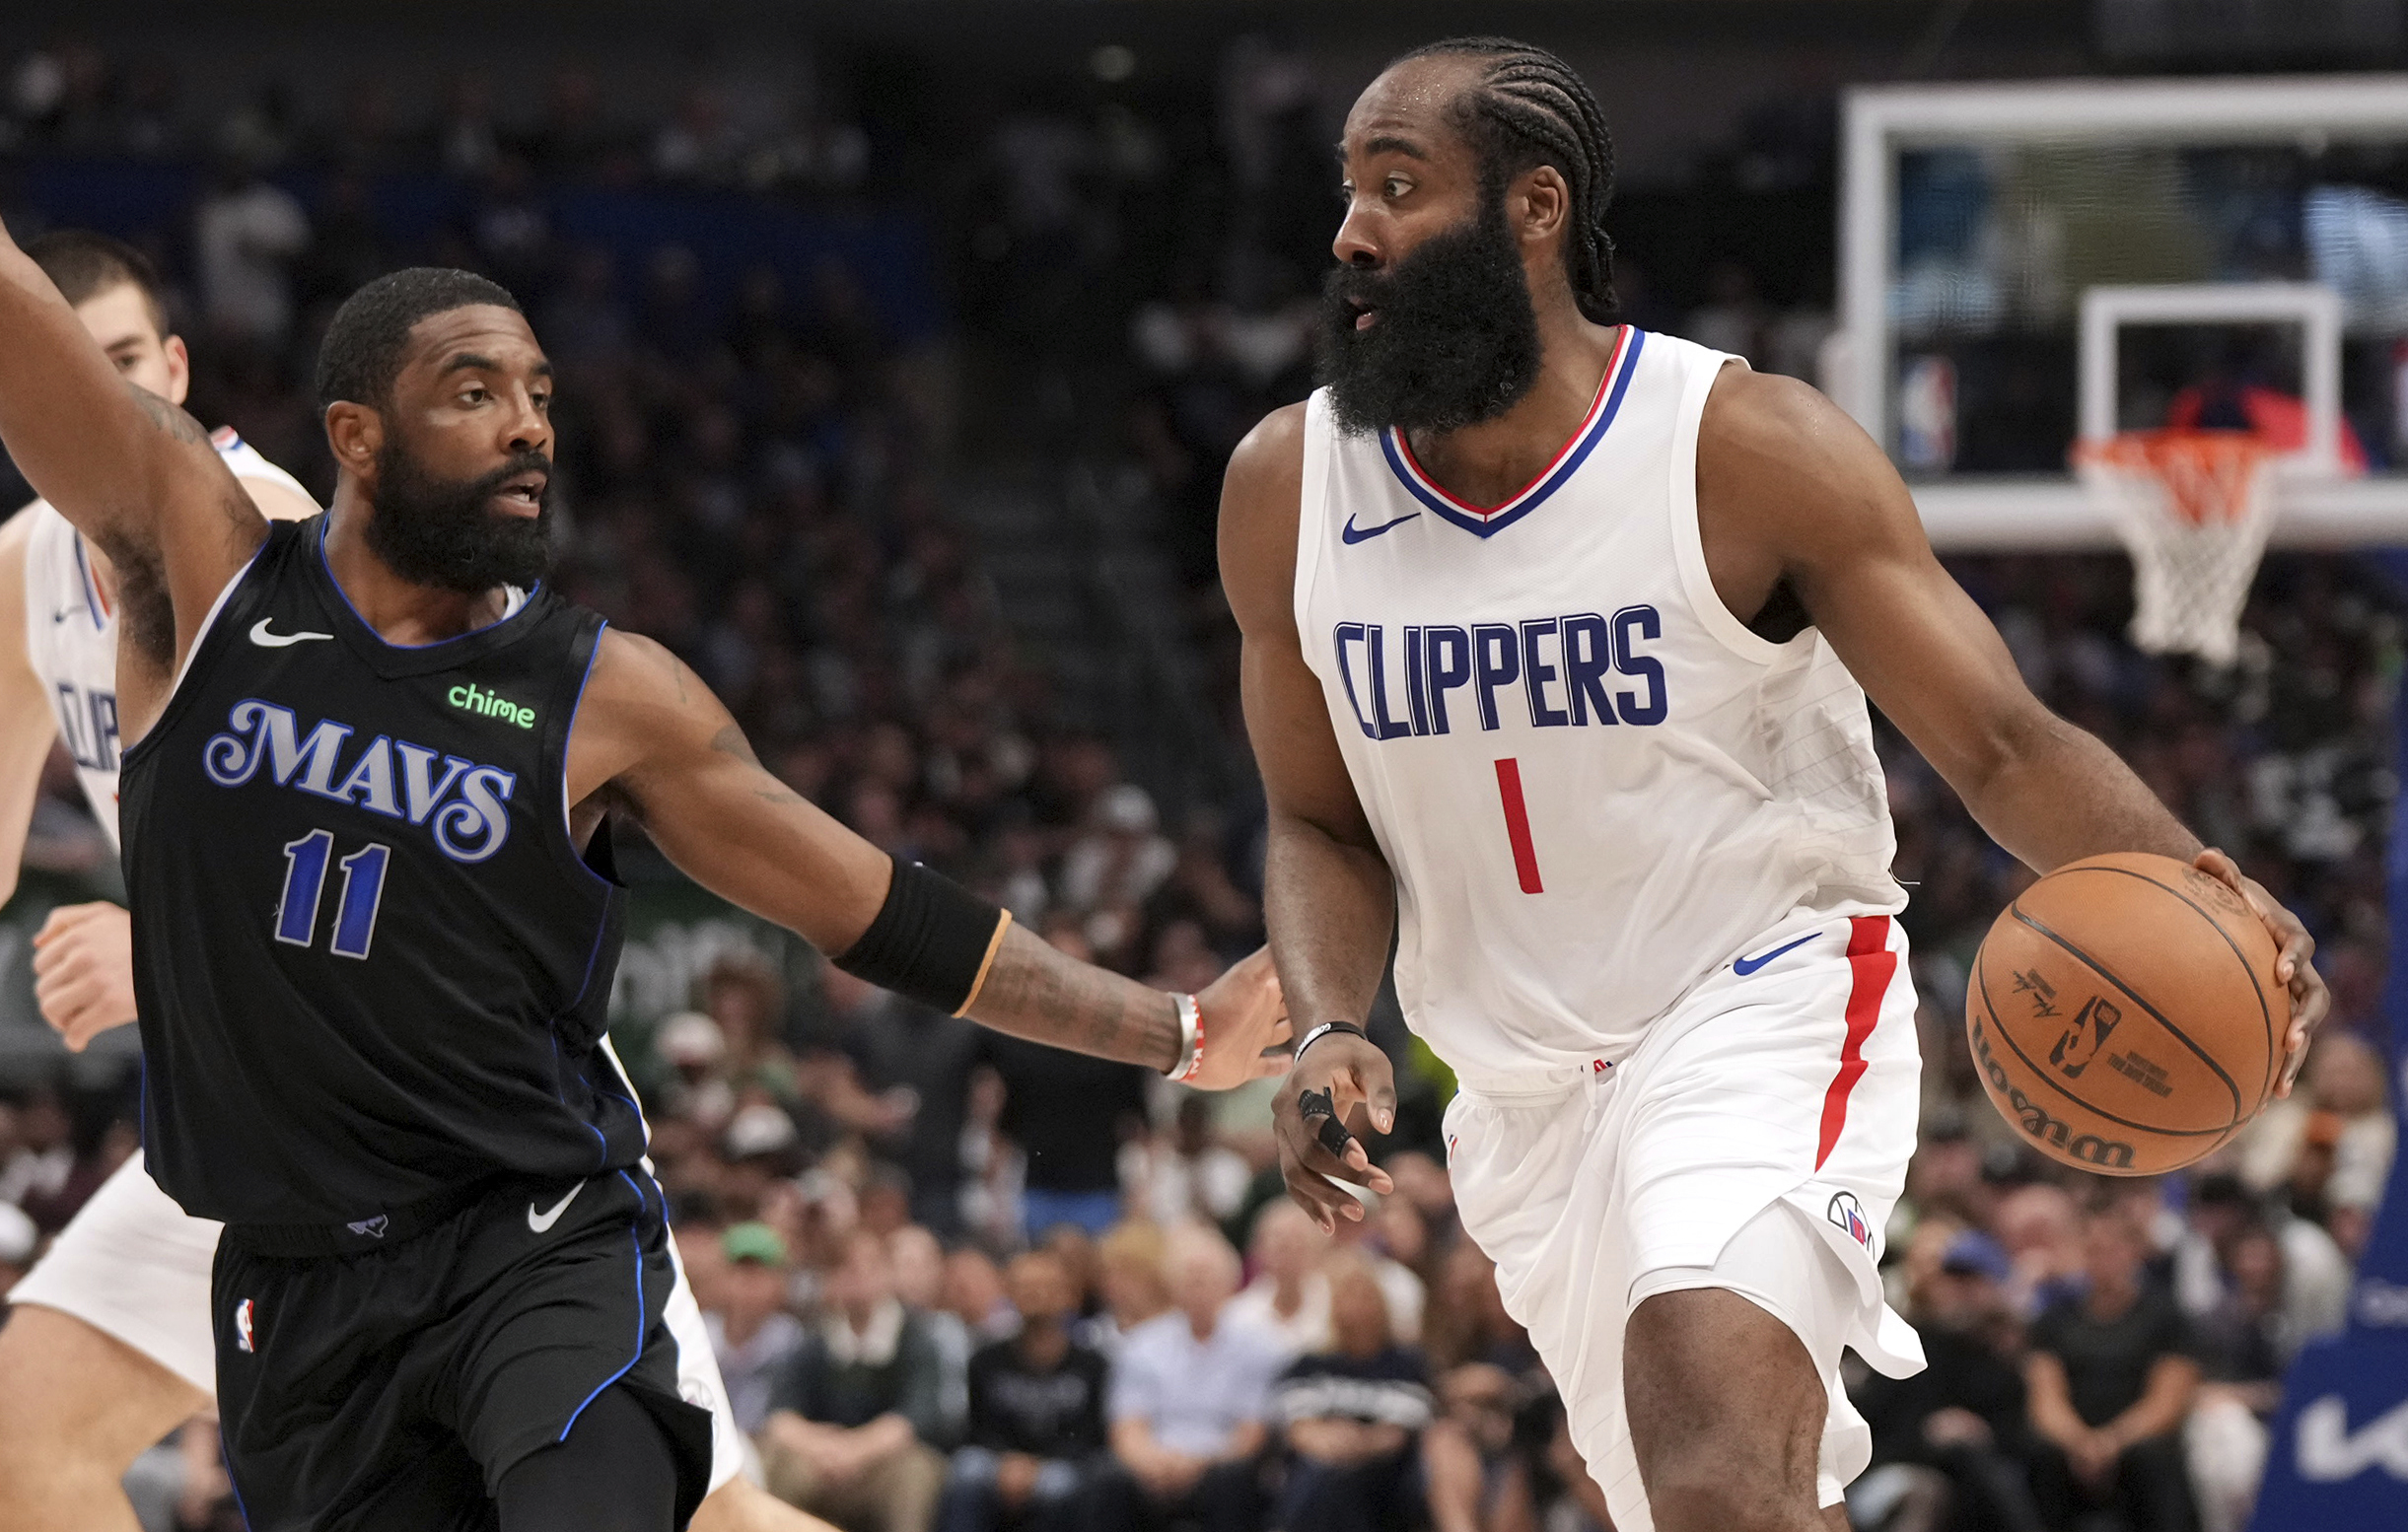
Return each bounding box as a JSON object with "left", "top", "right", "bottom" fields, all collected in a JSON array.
[{"left": 1966, "top": 852, "right": 2285, "bottom": 1176}]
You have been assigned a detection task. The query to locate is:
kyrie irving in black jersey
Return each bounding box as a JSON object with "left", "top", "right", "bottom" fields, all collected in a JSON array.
[{"left": 0, "top": 230, "right": 1291, "bottom": 1532}]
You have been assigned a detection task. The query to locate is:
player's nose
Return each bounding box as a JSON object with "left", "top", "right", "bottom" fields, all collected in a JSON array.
[{"left": 1331, "top": 206, "right": 1383, "bottom": 270}]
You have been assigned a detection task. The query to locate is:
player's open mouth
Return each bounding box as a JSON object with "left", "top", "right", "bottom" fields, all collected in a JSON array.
[
  {"left": 1352, "top": 301, "right": 1380, "bottom": 330},
  {"left": 493, "top": 473, "right": 545, "bottom": 517}
]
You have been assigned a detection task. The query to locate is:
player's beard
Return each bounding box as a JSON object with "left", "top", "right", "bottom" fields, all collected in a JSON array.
[
  {"left": 1315, "top": 185, "right": 1544, "bottom": 438},
  {"left": 365, "top": 442, "right": 556, "bottom": 595}
]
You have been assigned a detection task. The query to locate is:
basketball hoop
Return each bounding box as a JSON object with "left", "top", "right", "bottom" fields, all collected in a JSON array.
[{"left": 2072, "top": 429, "right": 2276, "bottom": 666}]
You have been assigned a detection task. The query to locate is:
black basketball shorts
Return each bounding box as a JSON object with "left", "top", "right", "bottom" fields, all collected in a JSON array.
[{"left": 212, "top": 1170, "right": 713, "bottom": 1531}]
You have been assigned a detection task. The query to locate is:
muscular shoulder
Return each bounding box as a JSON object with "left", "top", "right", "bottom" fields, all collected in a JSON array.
[
  {"left": 1218, "top": 401, "right": 1310, "bottom": 637},
  {"left": 1696, "top": 367, "right": 1925, "bottom": 571}
]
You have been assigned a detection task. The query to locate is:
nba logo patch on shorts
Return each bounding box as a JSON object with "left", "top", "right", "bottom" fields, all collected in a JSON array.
[
  {"left": 1826, "top": 1190, "right": 1873, "bottom": 1249},
  {"left": 235, "top": 1297, "right": 257, "bottom": 1353}
]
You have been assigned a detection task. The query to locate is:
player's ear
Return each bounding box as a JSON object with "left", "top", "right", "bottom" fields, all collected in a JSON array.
[
  {"left": 1516, "top": 165, "right": 1571, "bottom": 251},
  {"left": 323, "top": 400, "right": 383, "bottom": 477},
  {"left": 162, "top": 333, "right": 192, "bottom": 408}
]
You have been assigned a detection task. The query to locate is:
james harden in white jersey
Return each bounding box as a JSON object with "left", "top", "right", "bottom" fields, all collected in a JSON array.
[{"left": 1224, "top": 37, "right": 2328, "bottom": 1532}]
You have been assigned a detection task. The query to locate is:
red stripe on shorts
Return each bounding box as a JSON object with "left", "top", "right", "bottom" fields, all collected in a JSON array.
[{"left": 1814, "top": 914, "right": 1895, "bottom": 1170}]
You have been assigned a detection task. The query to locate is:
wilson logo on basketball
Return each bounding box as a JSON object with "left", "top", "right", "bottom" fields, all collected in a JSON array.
[
  {"left": 2048, "top": 995, "right": 2122, "bottom": 1079},
  {"left": 1969, "top": 1015, "right": 2138, "bottom": 1170}
]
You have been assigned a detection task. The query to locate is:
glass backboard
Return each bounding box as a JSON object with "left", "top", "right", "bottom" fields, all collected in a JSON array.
[{"left": 1838, "top": 76, "right": 2408, "bottom": 548}]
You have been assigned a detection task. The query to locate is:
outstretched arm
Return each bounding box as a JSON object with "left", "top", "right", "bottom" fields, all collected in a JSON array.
[
  {"left": 0, "top": 216, "right": 264, "bottom": 688},
  {"left": 1221, "top": 404, "right": 1398, "bottom": 1229},
  {"left": 1698, "top": 368, "right": 2328, "bottom": 1088},
  {"left": 568, "top": 629, "right": 1287, "bottom": 1084}
]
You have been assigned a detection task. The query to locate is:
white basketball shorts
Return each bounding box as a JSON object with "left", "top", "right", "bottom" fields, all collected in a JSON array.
[
  {"left": 1441, "top": 911, "right": 1928, "bottom": 1532},
  {"left": 11, "top": 1152, "right": 747, "bottom": 1493}
]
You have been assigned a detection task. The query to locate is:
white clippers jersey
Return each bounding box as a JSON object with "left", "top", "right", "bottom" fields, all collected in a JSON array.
[
  {"left": 1295, "top": 328, "right": 1906, "bottom": 1082},
  {"left": 21, "top": 428, "right": 315, "bottom": 849}
]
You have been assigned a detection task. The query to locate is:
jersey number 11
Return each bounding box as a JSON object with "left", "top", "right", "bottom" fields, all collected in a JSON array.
[{"left": 275, "top": 829, "right": 391, "bottom": 959}]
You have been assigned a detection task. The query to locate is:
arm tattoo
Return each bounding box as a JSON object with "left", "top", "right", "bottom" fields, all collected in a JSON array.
[
  {"left": 709, "top": 724, "right": 760, "bottom": 766},
  {"left": 124, "top": 383, "right": 211, "bottom": 449},
  {"left": 967, "top": 925, "right": 1181, "bottom": 1073}
]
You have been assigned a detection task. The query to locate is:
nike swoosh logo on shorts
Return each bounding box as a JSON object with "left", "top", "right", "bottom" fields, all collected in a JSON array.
[
  {"left": 249, "top": 618, "right": 333, "bottom": 647},
  {"left": 1733, "top": 933, "right": 1819, "bottom": 976},
  {"left": 527, "top": 1180, "right": 587, "bottom": 1233},
  {"left": 1340, "top": 511, "right": 1420, "bottom": 544}
]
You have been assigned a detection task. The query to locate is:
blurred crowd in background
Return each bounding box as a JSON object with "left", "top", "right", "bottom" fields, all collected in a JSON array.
[{"left": 0, "top": 21, "right": 2402, "bottom": 1532}]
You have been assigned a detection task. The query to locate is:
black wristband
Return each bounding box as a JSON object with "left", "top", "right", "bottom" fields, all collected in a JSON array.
[
  {"left": 833, "top": 857, "right": 1010, "bottom": 1015},
  {"left": 1295, "top": 1020, "right": 1368, "bottom": 1062}
]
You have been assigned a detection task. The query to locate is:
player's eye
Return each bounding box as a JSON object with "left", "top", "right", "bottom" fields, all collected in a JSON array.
[
  {"left": 1337, "top": 180, "right": 1356, "bottom": 203},
  {"left": 1384, "top": 174, "right": 1413, "bottom": 199},
  {"left": 459, "top": 385, "right": 488, "bottom": 405}
]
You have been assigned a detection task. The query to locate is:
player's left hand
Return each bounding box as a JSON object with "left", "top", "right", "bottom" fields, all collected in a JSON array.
[
  {"left": 1274, "top": 1026, "right": 1395, "bottom": 1232},
  {"left": 31, "top": 900, "right": 138, "bottom": 1051},
  {"left": 1187, "top": 946, "right": 1294, "bottom": 1089},
  {"left": 2194, "top": 848, "right": 2329, "bottom": 1097}
]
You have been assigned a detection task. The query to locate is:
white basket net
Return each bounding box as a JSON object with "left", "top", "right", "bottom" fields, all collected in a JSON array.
[{"left": 2072, "top": 430, "right": 2277, "bottom": 666}]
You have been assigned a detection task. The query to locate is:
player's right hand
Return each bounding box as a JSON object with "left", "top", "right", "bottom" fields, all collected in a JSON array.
[
  {"left": 31, "top": 900, "right": 138, "bottom": 1051},
  {"left": 1274, "top": 1026, "right": 1396, "bottom": 1232}
]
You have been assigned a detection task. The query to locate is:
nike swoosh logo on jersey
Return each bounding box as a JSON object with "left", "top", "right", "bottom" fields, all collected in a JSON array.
[
  {"left": 52, "top": 603, "right": 81, "bottom": 624},
  {"left": 249, "top": 619, "right": 333, "bottom": 647},
  {"left": 1733, "top": 934, "right": 1818, "bottom": 976},
  {"left": 1340, "top": 511, "right": 1420, "bottom": 544},
  {"left": 527, "top": 1180, "right": 588, "bottom": 1233}
]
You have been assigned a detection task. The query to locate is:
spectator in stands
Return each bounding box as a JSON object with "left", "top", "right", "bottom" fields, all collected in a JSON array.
[
  {"left": 2170, "top": 1173, "right": 2348, "bottom": 1362},
  {"left": 892, "top": 1224, "right": 971, "bottom": 1443},
  {"left": 1419, "top": 1359, "right": 1526, "bottom": 1532},
  {"left": 1848, "top": 1228, "right": 2044, "bottom": 1532},
  {"left": 192, "top": 141, "right": 310, "bottom": 344},
  {"left": 709, "top": 1220, "right": 809, "bottom": 1436},
  {"left": 1126, "top": 1092, "right": 1253, "bottom": 1229},
  {"left": 762, "top": 1228, "right": 952, "bottom": 1532},
  {"left": 1422, "top": 1242, "right": 1534, "bottom": 1377},
  {"left": 1225, "top": 1200, "right": 1332, "bottom": 1358},
  {"left": 2184, "top": 1219, "right": 2290, "bottom": 1532},
  {"left": 939, "top": 1251, "right": 1111, "bottom": 1532},
  {"left": 1099, "top": 1224, "right": 1284, "bottom": 1531},
  {"left": 1268, "top": 1255, "right": 1433, "bottom": 1532},
  {"left": 1059, "top": 783, "right": 1177, "bottom": 913},
  {"left": 1994, "top": 1181, "right": 2087, "bottom": 1319},
  {"left": 2236, "top": 1031, "right": 2395, "bottom": 1227},
  {"left": 2024, "top": 1206, "right": 2202, "bottom": 1532},
  {"left": 834, "top": 969, "right": 983, "bottom": 1236},
  {"left": 984, "top": 1009, "right": 1150, "bottom": 1241},
  {"left": 1089, "top": 1219, "right": 1172, "bottom": 1356},
  {"left": 1329, "top": 1194, "right": 1425, "bottom": 1346}
]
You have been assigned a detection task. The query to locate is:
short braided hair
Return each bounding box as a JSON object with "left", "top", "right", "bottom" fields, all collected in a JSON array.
[
  {"left": 1395, "top": 36, "right": 1618, "bottom": 321},
  {"left": 315, "top": 266, "right": 521, "bottom": 410}
]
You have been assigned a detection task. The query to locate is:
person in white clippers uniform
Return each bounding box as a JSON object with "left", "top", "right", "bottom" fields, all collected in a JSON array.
[
  {"left": 0, "top": 233, "right": 822, "bottom": 1532},
  {"left": 1223, "top": 39, "right": 2328, "bottom": 1532}
]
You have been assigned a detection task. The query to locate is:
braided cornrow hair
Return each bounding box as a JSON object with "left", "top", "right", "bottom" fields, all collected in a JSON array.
[{"left": 1396, "top": 36, "right": 1619, "bottom": 321}]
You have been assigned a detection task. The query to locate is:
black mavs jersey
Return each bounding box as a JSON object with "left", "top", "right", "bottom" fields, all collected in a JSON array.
[{"left": 119, "top": 517, "right": 640, "bottom": 1230}]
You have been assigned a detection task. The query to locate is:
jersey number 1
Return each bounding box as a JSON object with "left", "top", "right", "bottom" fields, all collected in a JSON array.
[
  {"left": 1493, "top": 758, "right": 1544, "bottom": 894},
  {"left": 276, "top": 829, "right": 391, "bottom": 959}
]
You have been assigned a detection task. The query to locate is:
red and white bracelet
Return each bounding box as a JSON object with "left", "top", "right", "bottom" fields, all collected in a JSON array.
[{"left": 1166, "top": 992, "right": 1205, "bottom": 1083}]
